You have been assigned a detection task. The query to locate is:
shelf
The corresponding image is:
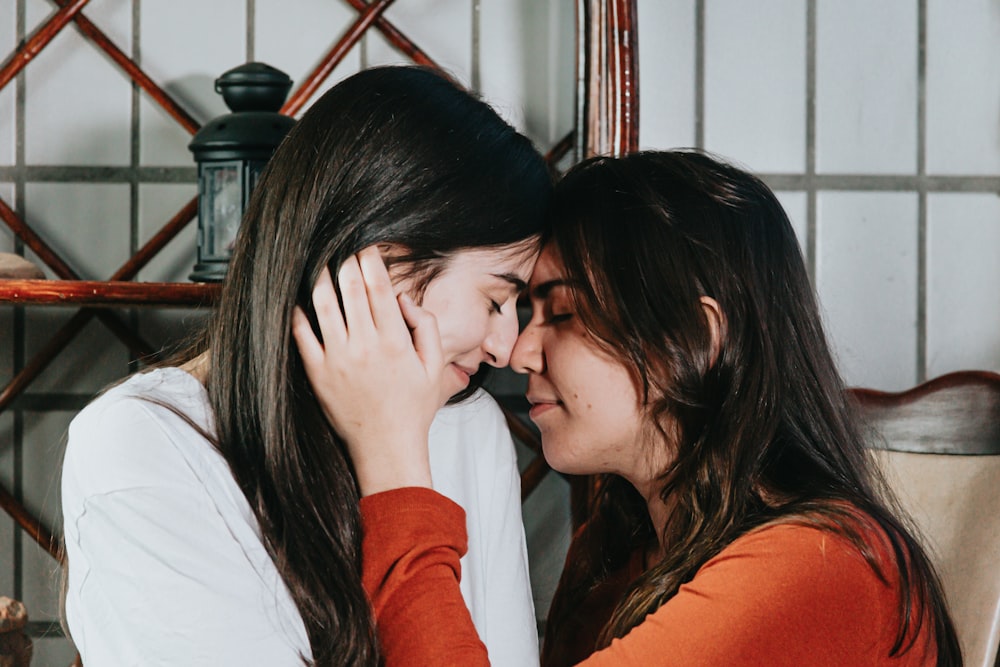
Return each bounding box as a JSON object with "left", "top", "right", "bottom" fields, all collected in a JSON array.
[{"left": 0, "top": 279, "right": 220, "bottom": 308}]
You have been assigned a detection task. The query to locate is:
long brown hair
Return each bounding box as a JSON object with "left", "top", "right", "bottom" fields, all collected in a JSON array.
[
  {"left": 203, "top": 66, "right": 549, "bottom": 665},
  {"left": 543, "top": 150, "right": 960, "bottom": 665}
]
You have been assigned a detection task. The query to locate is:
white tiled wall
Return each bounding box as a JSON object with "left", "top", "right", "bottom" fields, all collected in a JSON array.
[
  {"left": 704, "top": 0, "right": 806, "bottom": 173},
  {"left": 926, "top": 194, "right": 1000, "bottom": 376},
  {"left": 637, "top": 0, "right": 696, "bottom": 150},
  {"left": 926, "top": 0, "right": 1000, "bottom": 174},
  {"left": 816, "top": 192, "right": 920, "bottom": 390},
  {"left": 0, "top": 2, "right": 15, "bottom": 166},
  {"left": 370, "top": 0, "right": 473, "bottom": 78},
  {"left": 253, "top": 0, "right": 360, "bottom": 108},
  {"left": 25, "top": 0, "right": 133, "bottom": 166},
  {"left": 816, "top": 0, "right": 918, "bottom": 174},
  {"left": 2, "top": 1, "right": 1000, "bottom": 662},
  {"left": 139, "top": 0, "right": 246, "bottom": 165}
]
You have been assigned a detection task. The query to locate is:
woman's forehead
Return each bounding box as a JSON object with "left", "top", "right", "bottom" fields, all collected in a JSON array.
[
  {"left": 443, "top": 242, "right": 538, "bottom": 281},
  {"left": 529, "top": 243, "right": 566, "bottom": 285}
]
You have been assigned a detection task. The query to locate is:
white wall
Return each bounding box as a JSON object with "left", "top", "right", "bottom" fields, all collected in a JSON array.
[
  {"left": 637, "top": 0, "right": 1000, "bottom": 389},
  {"left": 1, "top": 0, "right": 998, "bottom": 662}
]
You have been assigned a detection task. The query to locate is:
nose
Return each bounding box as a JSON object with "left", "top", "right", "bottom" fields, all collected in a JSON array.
[
  {"left": 510, "top": 319, "right": 543, "bottom": 375},
  {"left": 482, "top": 307, "right": 521, "bottom": 368}
]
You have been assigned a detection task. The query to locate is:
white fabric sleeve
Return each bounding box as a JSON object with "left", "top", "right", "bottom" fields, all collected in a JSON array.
[{"left": 61, "top": 396, "right": 308, "bottom": 667}]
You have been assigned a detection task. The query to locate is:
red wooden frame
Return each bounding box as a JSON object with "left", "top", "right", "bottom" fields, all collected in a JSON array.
[{"left": 0, "top": 0, "right": 639, "bottom": 561}]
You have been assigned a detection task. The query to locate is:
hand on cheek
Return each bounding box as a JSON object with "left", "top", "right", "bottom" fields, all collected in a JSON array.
[{"left": 291, "top": 246, "right": 448, "bottom": 496}]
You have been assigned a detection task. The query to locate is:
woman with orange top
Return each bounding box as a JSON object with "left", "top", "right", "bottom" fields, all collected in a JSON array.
[{"left": 294, "top": 150, "right": 961, "bottom": 666}]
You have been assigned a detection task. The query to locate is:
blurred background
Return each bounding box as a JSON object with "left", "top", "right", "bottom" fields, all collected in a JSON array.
[{"left": 2, "top": 0, "right": 999, "bottom": 662}]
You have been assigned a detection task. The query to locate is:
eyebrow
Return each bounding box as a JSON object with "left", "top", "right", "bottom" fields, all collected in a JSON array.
[
  {"left": 491, "top": 272, "right": 528, "bottom": 292},
  {"left": 529, "top": 278, "right": 573, "bottom": 300}
]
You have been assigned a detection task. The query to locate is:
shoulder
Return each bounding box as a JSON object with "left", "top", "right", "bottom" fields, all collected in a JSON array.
[
  {"left": 433, "top": 389, "right": 508, "bottom": 432},
  {"left": 693, "top": 515, "right": 893, "bottom": 620},
  {"left": 710, "top": 517, "right": 884, "bottom": 581},
  {"left": 429, "top": 389, "right": 515, "bottom": 464},
  {"left": 63, "top": 368, "right": 215, "bottom": 499}
]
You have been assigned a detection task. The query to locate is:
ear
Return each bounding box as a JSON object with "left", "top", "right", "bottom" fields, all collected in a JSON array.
[{"left": 699, "top": 296, "right": 724, "bottom": 370}]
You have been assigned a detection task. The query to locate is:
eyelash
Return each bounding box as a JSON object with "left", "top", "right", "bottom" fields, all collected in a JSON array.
[{"left": 490, "top": 300, "right": 503, "bottom": 315}]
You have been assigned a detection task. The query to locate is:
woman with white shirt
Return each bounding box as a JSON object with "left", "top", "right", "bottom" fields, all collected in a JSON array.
[{"left": 60, "top": 65, "right": 549, "bottom": 667}]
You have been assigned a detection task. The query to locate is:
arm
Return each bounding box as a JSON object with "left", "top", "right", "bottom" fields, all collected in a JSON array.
[
  {"left": 361, "top": 492, "right": 894, "bottom": 667},
  {"left": 294, "top": 251, "right": 532, "bottom": 665},
  {"left": 573, "top": 524, "right": 888, "bottom": 667},
  {"left": 361, "top": 487, "right": 489, "bottom": 667}
]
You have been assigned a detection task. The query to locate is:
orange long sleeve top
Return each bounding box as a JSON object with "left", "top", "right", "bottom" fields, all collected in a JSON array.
[{"left": 361, "top": 488, "right": 936, "bottom": 667}]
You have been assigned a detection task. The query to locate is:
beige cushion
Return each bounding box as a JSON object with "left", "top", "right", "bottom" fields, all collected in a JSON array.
[{"left": 874, "top": 450, "right": 1000, "bottom": 667}]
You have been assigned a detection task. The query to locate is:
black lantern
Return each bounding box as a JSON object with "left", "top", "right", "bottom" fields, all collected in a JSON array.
[{"left": 188, "top": 62, "right": 296, "bottom": 282}]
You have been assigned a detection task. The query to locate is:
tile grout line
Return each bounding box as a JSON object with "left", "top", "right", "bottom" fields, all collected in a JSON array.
[
  {"left": 12, "top": 0, "right": 26, "bottom": 605},
  {"left": 916, "top": 0, "right": 928, "bottom": 383},
  {"left": 129, "top": 0, "right": 142, "bottom": 367},
  {"left": 471, "top": 0, "right": 480, "bottom": 93},
  {"left": 246, "top": 0, "right": 255, "bottom": 62},
  {"left": 805, "top": 0, "right": 817, "bottom": 285},
  {"left": 694, "top": 0, "right": 705, "bottom": 150}
]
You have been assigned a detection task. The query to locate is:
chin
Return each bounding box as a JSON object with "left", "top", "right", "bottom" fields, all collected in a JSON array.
[{"left": 540, "top": 443, "right": 588, "bottom": 476}]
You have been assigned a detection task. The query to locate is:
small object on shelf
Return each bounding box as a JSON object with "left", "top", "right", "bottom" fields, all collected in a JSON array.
[
  {"left": 188, "top": 62, "right": 296, "bottom": 283},
  {"left": 0, "top": 254, "right": 44, "bottom": 280},
  {"left": 0, "top": 596, "right": 32, "bottom": 667}
]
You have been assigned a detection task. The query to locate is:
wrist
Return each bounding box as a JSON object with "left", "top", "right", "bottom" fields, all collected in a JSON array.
[{"left": 353, "top": 436, "right": 433, "bottom": 497}]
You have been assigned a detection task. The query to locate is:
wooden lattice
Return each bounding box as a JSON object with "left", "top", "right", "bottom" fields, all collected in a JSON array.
[{"left": 0, "top": 0, "right": 638, "bottom": 562}]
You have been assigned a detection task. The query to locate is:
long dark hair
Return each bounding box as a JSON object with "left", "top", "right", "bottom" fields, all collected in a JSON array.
[
  {"left": 205, "top": 66, "right": 549, "bottom": 665},
  {"left": 543, "top": 150, "right": 959, "bottom": 665}
]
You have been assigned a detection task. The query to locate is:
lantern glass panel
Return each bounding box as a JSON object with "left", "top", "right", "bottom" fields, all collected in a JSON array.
[{"left": 202, "top": 161, "right": 243, "bottom": 261}]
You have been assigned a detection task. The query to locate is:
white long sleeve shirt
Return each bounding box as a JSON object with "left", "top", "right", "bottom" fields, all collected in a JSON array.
[{"left": 61, "top": 367, "right": 538, "bottom": 666}]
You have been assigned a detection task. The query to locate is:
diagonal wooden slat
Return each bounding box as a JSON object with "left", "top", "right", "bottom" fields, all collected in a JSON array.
[
  {"left": 1, "top": 0, "right": 641, "bottom": 558},
  {"left": 1, "top": 0, "right": 408, "bottom": 565},
  {"left": 0, "top": 196, "right": 78, "bottom": 279},
  {"left": 0, "top": 0, "right": 91, "bottom": 92},
  {"left": 282, "top": 0, "right": 397, "bottom": 117},
  {"left": 48, "top": 0, "right": 201, "bottom": 134},
  {"left": 341, "top": 0, "right": 440, "bottom": 69},
  {"left": 544, "top": 130, "right": 576, "bottom": 175},
  {"left": 0, "top": 195, "right": 155, "bottom": 356},
  {"left": 109, "top": 197, "right": 198, "bottom": 282},
  {"left": 0, "top": 483, "right": 59, "bottom": 561},
  {"left": 520, "top": 455, "right": 551, "bottom": 502},
  {"left": 0, "top": 197, "right": 199, "bottom": 420}
]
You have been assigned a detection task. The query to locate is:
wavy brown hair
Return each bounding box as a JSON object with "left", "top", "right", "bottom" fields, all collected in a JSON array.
[
  {"left": 200, "top": 66, "right": 549, "bottom": 665},
  {"left": 542, "top": 150, "right": 960, "bottom": 666}
]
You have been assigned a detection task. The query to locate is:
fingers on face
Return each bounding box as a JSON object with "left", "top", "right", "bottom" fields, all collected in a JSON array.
[
  {"left": 336, "top": 254, "right": 376, "bottom": 336},
  {"left": 311, "top": 265, "right": 347, "bottom": 344},
  {"left": 357, "top": 246, "right": 408, "bottom": 338},
  {"left": 398, "top": 293, "right": 443, "bottom": 370},
  {"left": 291, "top": 305, "right": 324, "bottom": 372},
  {"left": 307, "top": 247, "right": 416, "bottom": 350}
]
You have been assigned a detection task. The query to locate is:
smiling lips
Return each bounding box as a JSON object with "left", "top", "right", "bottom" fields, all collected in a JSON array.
[
  {"left": 451, "top": 363, "right": 477, "bottom": 387},
  {"left": 527, "top": 396, "right": 561, "bottom": 420}
]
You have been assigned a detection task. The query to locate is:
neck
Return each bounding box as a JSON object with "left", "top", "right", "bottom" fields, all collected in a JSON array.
[
  {"left": 632, "top": 479, "right": 671, "bottom": 564},
  {"left": 180, "top": 350, "right": 210, "bottom": 383}
]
